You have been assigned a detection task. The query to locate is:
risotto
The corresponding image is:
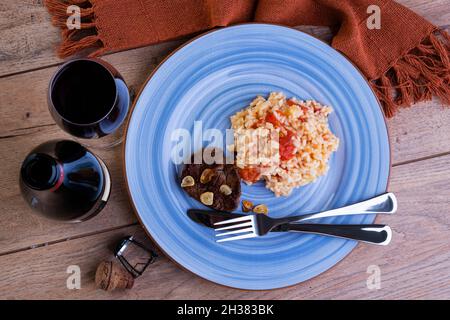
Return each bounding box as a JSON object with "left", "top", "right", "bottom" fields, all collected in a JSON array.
[{"left": 230, "top": 92, "right": 339, "bottom": 197}]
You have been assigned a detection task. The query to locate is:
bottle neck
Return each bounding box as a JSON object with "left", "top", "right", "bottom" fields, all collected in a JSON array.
[{"left": 21, "top": 153, "right": 62, "bottom": 191}]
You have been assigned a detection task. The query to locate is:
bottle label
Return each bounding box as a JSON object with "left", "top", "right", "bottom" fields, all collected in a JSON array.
[{"left": 49, "top": 164, "right": 64, "bottom": 192}]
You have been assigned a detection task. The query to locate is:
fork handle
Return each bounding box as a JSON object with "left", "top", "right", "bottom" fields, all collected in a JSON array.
[{"left": 280, "top": 224, "right": 392, "bottom": 245}]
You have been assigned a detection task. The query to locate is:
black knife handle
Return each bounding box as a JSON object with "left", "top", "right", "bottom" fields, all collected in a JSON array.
[{"left": 281, "top": 223, "right": 392, "bottom": 245}]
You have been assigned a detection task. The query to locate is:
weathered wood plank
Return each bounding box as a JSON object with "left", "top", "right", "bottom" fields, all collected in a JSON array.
[
  {"left": 0, "top": 0, "right": 448, "bottom": 77},
  {"left": 0, "top": 0, "right": 61, "bottom": 76},
  {"left": 2, "top": 58, "right": 450, "bottom": 164},
  {"left": 388, "top": 99, "right": 450, "bottom": 164},
  {"left": 0, "top": 40, "right": 181, "bottom": 139},
  {"left": 1, "top": 153, "right": 449, "bottom": 299},
  {"left": 1, "top": 0, "right": 449, "bottom": 299},
  {"left": 1, "top": 59, "right": 450, "bottom": 255}
]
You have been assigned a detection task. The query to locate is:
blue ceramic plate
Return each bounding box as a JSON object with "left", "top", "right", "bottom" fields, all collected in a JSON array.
[{"left": 124, "top": 24, "right": 390, "bottom": 290}]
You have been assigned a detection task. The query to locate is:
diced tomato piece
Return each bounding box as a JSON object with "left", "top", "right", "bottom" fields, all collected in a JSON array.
[
  {"left": 280, "top": 145, "right": 296, "bottom": 161},
  {"left": 286, "top": 100, "right": 296, "bottom": 106},
  {"left": 279, "top": 130, "right": 294, "bottom": 143},
  {"left": 279, "top": 130, "right": 296, "bottom": 161},
  {"left": 265, "top": 112, "right": 280, "bottom": 127},
  {"left": 239, "top": 167, "right": 261, "bottom": 183}
]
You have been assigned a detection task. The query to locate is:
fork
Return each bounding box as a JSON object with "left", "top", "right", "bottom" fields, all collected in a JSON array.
[{"left": 214, "top": 192, "right": 396, "bottom": 243}]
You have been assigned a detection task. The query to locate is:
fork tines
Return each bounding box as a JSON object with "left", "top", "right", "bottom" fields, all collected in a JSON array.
[{"left": 214, "top": 215, "right": 257, "bottom": 243}]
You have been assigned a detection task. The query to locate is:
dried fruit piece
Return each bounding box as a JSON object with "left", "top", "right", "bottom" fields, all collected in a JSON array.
[
  {"left": 219, "top": 184, "right": 232, "bottom": 196},
  {"left": 200, "top": 169, "right": 215, "bottom": 184},
  {"left": 200, "top": 192, "right": 214, "bottom": 206},
  {"left": 253, "top": 204, "right": 268, "bottom": 215},
  {"left": 242, "top": 200, "right": 254, "bottom": 212},
  {"left": 181, "top": 176, "right": 195, "bottom": 187}
]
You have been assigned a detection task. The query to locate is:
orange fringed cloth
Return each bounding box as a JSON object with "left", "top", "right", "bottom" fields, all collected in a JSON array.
[{"left": 44, "top": 0, "right": 450, "bottom": 117}]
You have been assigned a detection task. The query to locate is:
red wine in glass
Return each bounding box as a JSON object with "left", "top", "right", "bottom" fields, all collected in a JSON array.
[
  {"left": 48, "top": 58, "right": 130, "bottom": 146},
  {"left": 20, "top": 140, "right": 111, "bottom": 222}
]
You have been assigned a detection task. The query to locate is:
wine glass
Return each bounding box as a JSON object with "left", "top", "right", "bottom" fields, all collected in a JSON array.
[{"left": 48, "top": 58, "right": 130, "bottom": 149}]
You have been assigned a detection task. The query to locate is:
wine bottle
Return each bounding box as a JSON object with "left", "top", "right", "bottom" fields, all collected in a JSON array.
[{"left": 20, "top": 140, "right": 111, "bottom": 222}]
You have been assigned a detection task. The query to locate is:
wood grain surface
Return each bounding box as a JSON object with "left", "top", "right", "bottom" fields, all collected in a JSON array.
[
  {"left": 1, "top": 154, "right": 449, "bottom": 299},
  {"left": 0, "top": 0, "right": 449, "bottom": 299}
]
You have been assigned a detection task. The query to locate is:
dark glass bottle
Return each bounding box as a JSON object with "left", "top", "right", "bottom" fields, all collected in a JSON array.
[{"left": 20, "top": 140, "right": 111, "bottom": 222}]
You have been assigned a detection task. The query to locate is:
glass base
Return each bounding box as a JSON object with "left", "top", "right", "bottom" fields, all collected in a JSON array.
[{"left": 74, "top": 121, "right": 126, "bottom": 150}]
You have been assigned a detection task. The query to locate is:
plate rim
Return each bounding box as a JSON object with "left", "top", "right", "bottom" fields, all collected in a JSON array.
[{"left": 122, "top": 23, "right": 392, "bottom": 291}]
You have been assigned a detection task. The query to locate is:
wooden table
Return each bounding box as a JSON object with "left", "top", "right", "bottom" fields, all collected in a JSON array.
[{"left": 1, "top": 0, "right": 449, "bottom": 300}]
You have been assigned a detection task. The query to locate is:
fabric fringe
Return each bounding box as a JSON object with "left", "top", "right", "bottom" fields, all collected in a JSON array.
[
  {"left": 44, "top": 0, "right": 105, "bottom": 57},
  {"left": 371, "top": 28, "right": 450, "bottom": 117}
]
